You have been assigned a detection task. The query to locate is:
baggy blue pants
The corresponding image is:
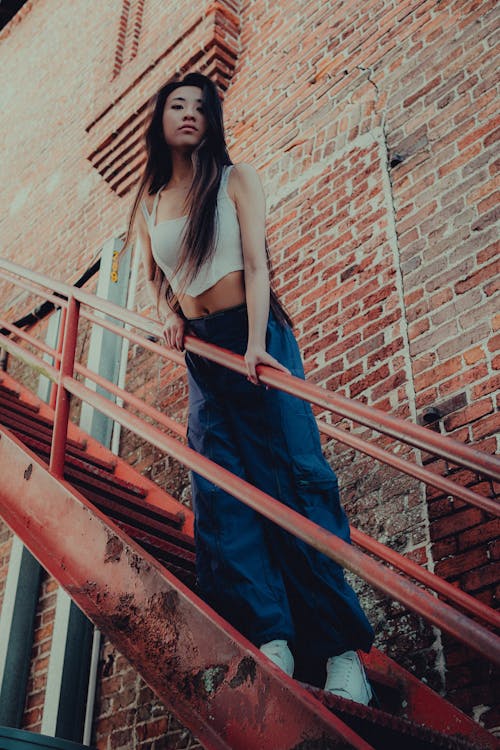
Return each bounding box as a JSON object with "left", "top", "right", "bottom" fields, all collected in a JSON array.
[{"left": 185, "top": 304, "right": 374, "bottom": 684}]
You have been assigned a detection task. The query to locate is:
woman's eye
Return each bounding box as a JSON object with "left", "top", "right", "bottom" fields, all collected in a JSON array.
[{"left": 171, "top": 104, "right": 183, "bottom": 110}]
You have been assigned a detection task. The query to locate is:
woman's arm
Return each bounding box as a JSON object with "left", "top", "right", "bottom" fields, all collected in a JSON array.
[
  {"left": 136, "top": 209, "right": 185, "bottom": 350},
  {"left": 232, "top": 164, "right": 289, "bottom": 384}
]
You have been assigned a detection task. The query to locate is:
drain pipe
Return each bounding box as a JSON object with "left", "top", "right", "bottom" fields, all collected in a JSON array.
[
  {"left": 82, "top": 628, "right": 101, "bottom": 746},
  {"left": 111, "top": 238, "right": 140, "bottom": 455},
  {"left": 82, "top": 240, "right": 139, "bottom": 745}
]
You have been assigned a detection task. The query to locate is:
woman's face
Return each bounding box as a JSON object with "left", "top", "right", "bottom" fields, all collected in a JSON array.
[{"left": 162, "top": 86, "right": 207, "bottom": 149}]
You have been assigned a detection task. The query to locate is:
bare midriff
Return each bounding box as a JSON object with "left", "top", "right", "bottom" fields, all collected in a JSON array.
[{"left": 177, "top": 270, "right": 246, "bottom": 319}]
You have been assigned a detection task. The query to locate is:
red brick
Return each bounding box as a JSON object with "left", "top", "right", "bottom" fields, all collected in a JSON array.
[
  {"left": 414, "top": 356, "right": 462, "bottom": 392},
  {"left": 439, "top": 364, "right": 489, "bottom": 398},
  {"left": 463, "top": 345, "right": 485, "bottom": 366},
  {"left": 472, "top": 373, "right": 500, "bottom": 400},
  {"left": 428, "top": 496, "right": 467, "bottom": 519},
  {"left": 430, "top": 508, "right": 485, "bottom": 541},
  {"left": 438, "top": 142, "right": 482, "bottom": 178},
  {"left": 444, "top": 398, "right": 494, "bottom": 431},
  {"left": 471, "top": 411, "right": 500, "bottom": 440},
  {"left": 457, "top": 117, "right": 500, "bottom": 151},
  {"left": 435, "top": 547, "right": 488, "bottom": 579},
  {"left": 431, "top": 537, "right": 458, "bottom": 559},
  {"left": 455, "top": 259, "right": 500, "bottom": 295},
  {"left": 461, "top": 561, "right": 500, "bottom": 592},
  {"left": 366, "top": 338, "right": 404, "bottom": 368}
]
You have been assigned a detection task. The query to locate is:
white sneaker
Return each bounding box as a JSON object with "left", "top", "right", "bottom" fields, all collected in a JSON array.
[
  {"left": 259, "top": 639, "right": 294, "bottom": 677},
  {"left": 324, "top": 650, "right": 372, "bottom": 705}
]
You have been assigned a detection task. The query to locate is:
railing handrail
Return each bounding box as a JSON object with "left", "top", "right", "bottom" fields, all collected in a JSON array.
[
  {"left": 1, "top": 258, "right": 499, "bottom": 667},
  {"left": 1, "top": 258, "right": 498, "bottom": 481},
  {"left": 2, "top": 320, "right": 499, "bottom": 630},
  {"left": 1, "top": 303, "right": 498, "bottom": 518},
  {"left": 62, "top": 377, "right": 500, "bottom": 666}
]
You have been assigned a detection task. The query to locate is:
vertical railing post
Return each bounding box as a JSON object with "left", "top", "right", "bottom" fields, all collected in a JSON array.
[{"left": 50, "top": 296, "right": 80, "bottom": 478}]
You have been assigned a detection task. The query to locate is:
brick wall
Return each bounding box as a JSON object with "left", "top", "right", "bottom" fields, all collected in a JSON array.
[
  {"left": 21, "top": 571, "right": 58, "bottom": 731},
  {"left": 93, "top": 638, "right": 202, "bottom": 750},
  {"left": 0, "top": 0, "right": 497, "bottom": 742}
]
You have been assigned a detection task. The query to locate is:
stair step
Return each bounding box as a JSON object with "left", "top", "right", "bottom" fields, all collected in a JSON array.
[
  {"left": 116, "top": 520, "right": 196, "bottom": 571},
  {"left": 308, "top": 687, "right": 487, "bottom": 750},
  {"left": 1, "top": 370, "right": 496, "bottom": 750},
  {"left": 86, "top": 490, "right": 192, "bottom": 544},
  {"left": 0, "top": 386, "right": 40, "bottom": 412},
  {"left": 0, "top": 392, "right": 190, "bottom": 580},
  {"left": 7, "top": 429, "right": 117, "bottom": 473},
  {"left": 0, "top": 406, "right": 86, "bottom": 451}
]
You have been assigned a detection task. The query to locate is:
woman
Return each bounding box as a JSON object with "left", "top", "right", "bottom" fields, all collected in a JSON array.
[{"left": 126, "top": 72, "right": 374, "bottom": 702}]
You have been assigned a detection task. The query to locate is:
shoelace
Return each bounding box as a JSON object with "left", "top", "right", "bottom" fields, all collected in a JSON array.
[
  {"left": 326, "top": 653, "right": 356, "bottom": 690},
  {"left": 263, "top": 643, "right": 287, "bottom": 658}
]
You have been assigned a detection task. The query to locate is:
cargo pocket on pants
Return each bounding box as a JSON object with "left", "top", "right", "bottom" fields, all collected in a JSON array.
[{"left": 291, "top": 453, "right": 350, "bottom": 545}]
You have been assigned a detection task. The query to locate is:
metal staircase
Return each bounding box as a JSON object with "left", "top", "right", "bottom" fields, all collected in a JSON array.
[{"left": 0, "top": 258, "right": 498, "bottom": 749}]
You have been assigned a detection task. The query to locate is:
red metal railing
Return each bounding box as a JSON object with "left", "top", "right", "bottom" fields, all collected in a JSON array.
[
  {"left": 3, "top": 308, "right": 498, "bottom": 631},
  {"left": 0, "top": 258, "right": 499, "bottom": 667}
]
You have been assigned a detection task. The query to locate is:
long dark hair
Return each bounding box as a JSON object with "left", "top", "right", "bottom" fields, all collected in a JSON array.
[{"left": 124, "top": 72, "right": 291, "bottom": 326}]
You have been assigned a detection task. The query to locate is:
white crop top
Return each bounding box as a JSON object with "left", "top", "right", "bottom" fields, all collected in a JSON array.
[{"left": 141, "top": 165, "right": 244, "bottom": 297}]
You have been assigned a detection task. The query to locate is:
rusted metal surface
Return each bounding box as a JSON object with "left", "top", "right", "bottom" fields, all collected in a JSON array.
[
  {"left": 1, "top": 258, "right": 500, "bottom": 746},
  {"left": 62, "top": 378, "right": 500, "bottom": 667},
  {"left": 0, "top": 369, "right": 194, "bottom": 532},
  {"left": 0, "top": 428, "right": 374, "bottom": 750},
  {"left": 362, "top": 649, "right": 499, "bottom": 749},
  {"left": 307, "top": 685, "right": 494, "bottom": 750},
  {"left": 1, "top": 378, "right": 498, "bottom": 748},
  {"left": 0, "top": 376, "right": 498, "bottom": 750}
]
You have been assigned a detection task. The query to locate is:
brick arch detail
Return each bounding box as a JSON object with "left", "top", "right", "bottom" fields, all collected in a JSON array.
[{"left": 87, "top": 0, "right": 241, "bottom": 197}]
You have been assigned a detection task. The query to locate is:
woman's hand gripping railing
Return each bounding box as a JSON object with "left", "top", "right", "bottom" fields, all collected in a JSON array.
[
  {"left": 1, "top": 302, "right": 498, "bottom": 632},
  {"left": 0, "top": 258, "right": 499, "bottom": 664}
]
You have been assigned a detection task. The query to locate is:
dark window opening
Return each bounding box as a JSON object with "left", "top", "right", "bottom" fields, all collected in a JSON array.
[{"left": 0, "top": 0, "right": 30, "bottom": 31}]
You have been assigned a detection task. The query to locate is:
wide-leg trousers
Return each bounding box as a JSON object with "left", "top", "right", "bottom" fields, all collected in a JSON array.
[{"left": 185, "top": 304, "right": 374, "bottom": 684}]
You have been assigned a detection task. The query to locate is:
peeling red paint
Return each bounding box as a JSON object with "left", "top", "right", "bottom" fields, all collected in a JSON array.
[
  {"left": 229, "top": 657, "right": 257, "bottom": 688},
  {"left": 104, "top": 533, "right": 123, "bottom": 563},
  {"left": 1, "top": 375, "right": 498, "bottom": 748}
]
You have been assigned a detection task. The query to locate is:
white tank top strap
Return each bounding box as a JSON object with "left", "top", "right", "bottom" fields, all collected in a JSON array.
[
  {"left": 140, "top": 201, "right": 151, "bottom": 225},
  {"left": 219, "top": 164, "right": 234, "bottom": 196},
  {"left": 151, "top": 185, "right": 165, "bottom": 225},
  {"left": 147, "top": 165, "right": 243, "bottom": 297}
]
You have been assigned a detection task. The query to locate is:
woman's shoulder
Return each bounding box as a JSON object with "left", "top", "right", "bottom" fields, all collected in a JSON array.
[
  {"left": 136, "top": 187, "right": 157, "bottom": 229},
  {"left": 229, "top": 162, "right": 261, "bottom": 180},
  {"left": 226, "top": 163, "right": 264, "bottom": 202}
]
